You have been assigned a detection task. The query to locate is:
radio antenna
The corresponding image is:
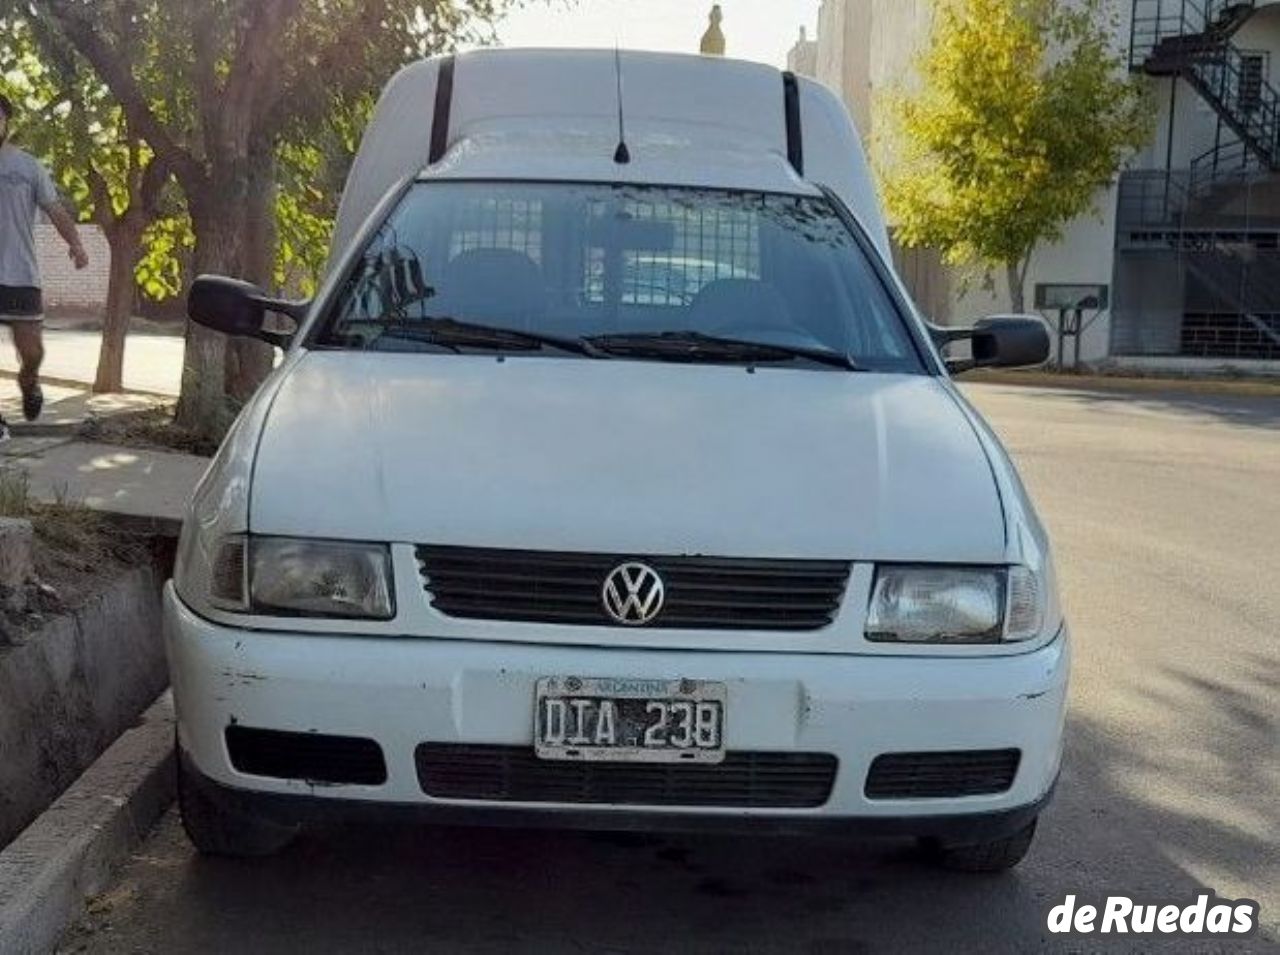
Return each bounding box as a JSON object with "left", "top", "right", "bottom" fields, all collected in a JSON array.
[{"left": 613, "top": 45, "right": 631, "bottom": 165}]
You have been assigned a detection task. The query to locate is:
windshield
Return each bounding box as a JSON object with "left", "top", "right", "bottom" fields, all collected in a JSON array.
[{"left": 315, "top": 182, "right": 925, "bottom": 373}]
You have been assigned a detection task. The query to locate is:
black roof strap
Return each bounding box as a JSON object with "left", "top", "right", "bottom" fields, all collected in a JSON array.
[
  {"left": 782, "top": 71, "right": 804, "bottom": 176},
  {"left": 429, "top": 55, "right": 456, "bottom": 165}
]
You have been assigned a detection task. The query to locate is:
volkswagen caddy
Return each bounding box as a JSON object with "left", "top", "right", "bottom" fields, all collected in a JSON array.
[{"left": 168, "top": 49, "right": 1067, "bottom": 872}]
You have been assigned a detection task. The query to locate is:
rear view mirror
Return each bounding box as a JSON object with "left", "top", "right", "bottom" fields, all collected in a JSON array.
[
  {"left": 188, "top": 275, "right": 309, "bottom": 349},
  {"left": 970, "top": 315, "right": 1052, "bottom": 368},
  {"left": 931, "top": 314, "right": 1051, "bottom": 374}
]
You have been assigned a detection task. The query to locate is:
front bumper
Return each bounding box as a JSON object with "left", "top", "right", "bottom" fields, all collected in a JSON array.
[{"left": 165, "top": 584, "right": 1069, "bottom": 841}]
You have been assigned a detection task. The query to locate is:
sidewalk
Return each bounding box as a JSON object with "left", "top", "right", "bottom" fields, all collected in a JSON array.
[
  {"left": 0, "top": 388, "right": 206, "bottom": 534},
  {"left": 0, "top": 386, "right": 164, "bottom": 433},
  {"left": 4, "top": 439, "right": 207, "bottom": 533},
  {"left": 0, "top": 326, "right": 182, "bottom": 397}
]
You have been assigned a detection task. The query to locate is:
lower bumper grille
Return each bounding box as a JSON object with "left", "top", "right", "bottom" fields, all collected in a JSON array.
[
  {"left": 226, "top": 727, "right": 387, "bottom": 786},
  {"left": 416, "top": 744, "right": 837, "bottom": 808},
  {"left": 864, "top": 749, "right": 1020, "bottom": 799}
]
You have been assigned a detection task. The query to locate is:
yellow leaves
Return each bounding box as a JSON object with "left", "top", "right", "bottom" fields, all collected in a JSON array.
[
  {"left": 879, "top": 0, "right": 1152, "bottom": 268},
  {"left": 136, "top": 215, "right": 194, "bottom": 302}
]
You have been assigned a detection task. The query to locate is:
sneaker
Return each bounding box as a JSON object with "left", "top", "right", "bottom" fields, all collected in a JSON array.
[
  {"left": 0, "top": 417, "right": 10, "bottom": 442},
  {"left": 20, "top": 383, "right": 42, "bottom": 422}
]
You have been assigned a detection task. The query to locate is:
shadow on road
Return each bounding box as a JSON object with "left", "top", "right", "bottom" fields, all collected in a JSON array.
[
  {"left": 63, "top": 667, "right": 1279, "bottom": 954},
  {"left": 1113, "top": 651, "right": 1280, "bottom": 889},
  {"left": 980, "top": 383, "right": 1280, "bottom": 433}
]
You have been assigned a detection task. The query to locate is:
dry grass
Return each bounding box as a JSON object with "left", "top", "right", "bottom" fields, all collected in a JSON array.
[
  {"left": 79, "top": 405, "right": 219, "bottom": 458},
  {"left": 0, "top": 468, "right": 148, "bottom": 633},
  {"left": 0, "top": 466, "right": 30, "bottom": 517}
]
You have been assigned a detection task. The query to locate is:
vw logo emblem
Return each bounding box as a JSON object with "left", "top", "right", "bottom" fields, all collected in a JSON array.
[{"left": 601, "top": 562, "right": 665, "bottom": 626}]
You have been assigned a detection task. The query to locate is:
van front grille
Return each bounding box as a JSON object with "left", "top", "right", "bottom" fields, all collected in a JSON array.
[
  {"left": 415, "top": 546, "right": 851, "bottom": 631},
  {"left": 864, "top": 749, "right": 1020, "bottom": 799},
  {"left": 416, "top": 744, "right": 837, "bottom": 807}
]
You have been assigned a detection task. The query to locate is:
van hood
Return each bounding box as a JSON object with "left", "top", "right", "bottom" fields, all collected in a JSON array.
[{"left": 249, "top": 352, "right": 1006, "bottom": 562}]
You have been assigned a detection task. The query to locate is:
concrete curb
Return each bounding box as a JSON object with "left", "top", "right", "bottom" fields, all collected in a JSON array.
[
  {"left": 0, "top": 692, "right": 175, "bottom": 955},
  {"left": 963, "top": 368, "right": 1280, "bottom": 397}
]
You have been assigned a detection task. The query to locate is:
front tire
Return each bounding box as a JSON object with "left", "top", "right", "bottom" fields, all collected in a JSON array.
[
  {"left": 933, "top": 818, "right": 1038, "bottom": 873},
  {"left": 178, "top": 746, "right": 298, "bottom": 857}
]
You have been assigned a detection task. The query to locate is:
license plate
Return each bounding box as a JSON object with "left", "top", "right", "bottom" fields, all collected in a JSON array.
[{"left": 534, "top": 676, "right": 727, "bottom": 763}]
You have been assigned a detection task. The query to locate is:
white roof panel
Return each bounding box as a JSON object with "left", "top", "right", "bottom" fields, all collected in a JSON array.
[
  {"left": 330, "top": 49, "right": 889, "bottom": 265},
  {"left": 423, "top": 127, "right": 819, "bottom": 197}
]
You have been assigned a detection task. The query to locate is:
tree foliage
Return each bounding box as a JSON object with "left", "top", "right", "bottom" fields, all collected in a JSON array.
[
  {"left": 2, "top": 16, "right": 363, "bottom": 306},
  {"left": 274, "top": 97, "right": 373, "bottom": 297},
  {"left": 136, "top": 214, "right": 195, "bottom": 300},
  {"left": 878, "top": 0, "right": 1153, "bottom": 310},
  {"left": 0, "top": 14, "right": 176, "bottom": 391},
  {"left": 0, "top": 15, "right": 185, "bottom": 230},
  {"left": 5, "top": 0, "right": 527, "bottom": 436}
]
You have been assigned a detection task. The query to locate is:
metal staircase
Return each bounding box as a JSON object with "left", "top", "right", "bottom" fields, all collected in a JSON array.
[
  {"left": 1182, "top": 247, "right": 1280, "bottom": 357},
  {"left": 1132, "top": 1, "right": 1278, "bottom": 173},
  {"left": 1124, "top": 1, "right": 1280, "bottom": 357}
]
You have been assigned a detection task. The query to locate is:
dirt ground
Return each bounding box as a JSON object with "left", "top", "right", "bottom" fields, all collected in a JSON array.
[
  {"left": 0, "top": 469, "right": 151, "bottom": 644},
  {"left": 79, "top": 405, "right": 220, "bottom": 458}
]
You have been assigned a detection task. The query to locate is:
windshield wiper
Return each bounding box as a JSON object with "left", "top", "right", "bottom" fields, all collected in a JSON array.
[
  {"left": 337, "top": 317, "right": 607, "bottom": 358},
  {"left": 586, "top": 331, "right": 864, "bottom": 370}
]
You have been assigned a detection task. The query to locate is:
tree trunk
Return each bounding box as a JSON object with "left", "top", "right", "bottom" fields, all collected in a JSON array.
[
  {"left": 175, "top": 198, "right": 239, "bottom": 439},
  {"left": 93, "top": 219, "right": 145, "bottom": 394},
  {"left": 1005, "top": 260, "right": 1027, "bottom": 314},
  {"left": 226, "top": 142, "right": 276, "bottom": 403}
]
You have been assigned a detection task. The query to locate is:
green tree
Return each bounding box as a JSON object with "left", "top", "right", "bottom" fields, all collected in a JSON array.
[
  {"left": 0, "top": 16, "right": 174, "bottom": 392},
  {"left": 9, "top": 0, "right": 525, "bottom": 439},
  {"left": 878, "top": 0, "right": 1152, "bottom": 312},
  {"left": 273, "top": 97, "right": 373, "bottom": 298}
]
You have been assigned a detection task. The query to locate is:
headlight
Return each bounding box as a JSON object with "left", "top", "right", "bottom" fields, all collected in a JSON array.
[
  {"left": 210, "top": 535, "right": 395, "bottom": 620},
  {"left": 866, "top": 565, "right": 1042, "bottom": 644}
]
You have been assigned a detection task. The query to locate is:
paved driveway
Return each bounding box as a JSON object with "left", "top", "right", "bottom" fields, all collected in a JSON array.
[{"left": 59, "top": 382, "right": 1280, "bottom": 953}]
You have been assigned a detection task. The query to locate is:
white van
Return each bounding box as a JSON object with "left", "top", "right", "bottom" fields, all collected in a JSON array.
[{"left": 171, "top": 49, "right": 1067, "bottom": 872}]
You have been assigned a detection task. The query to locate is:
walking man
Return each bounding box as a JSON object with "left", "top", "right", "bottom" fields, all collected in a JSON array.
[{"left": 0, "top": 93, "right": 89, "bottom": 438}]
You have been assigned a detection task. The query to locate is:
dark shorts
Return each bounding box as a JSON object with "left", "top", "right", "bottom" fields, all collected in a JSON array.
[{"left": 0, "top": 286, "right": 44, "bottom": 322}]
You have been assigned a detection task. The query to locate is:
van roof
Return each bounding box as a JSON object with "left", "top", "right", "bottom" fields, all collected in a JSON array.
[{"left": 331, "top": 49, "right": 889, "bottom": 263}]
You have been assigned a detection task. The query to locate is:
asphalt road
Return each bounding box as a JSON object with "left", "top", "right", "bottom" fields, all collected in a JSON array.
[{"left": 58, "top": 382, "right": 1280, "bottom": 954}]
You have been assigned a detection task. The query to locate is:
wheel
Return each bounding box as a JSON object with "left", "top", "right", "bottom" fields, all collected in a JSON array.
[
  {"left": 177, "top": 746, "right": 298, "bottom": 857},
  {"left": 932, "top": 818, "right": 1038, "bottom": 873}
]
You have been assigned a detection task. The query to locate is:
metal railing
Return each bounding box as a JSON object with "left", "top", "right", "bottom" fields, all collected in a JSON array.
[
  {"left": 1131, "top": 0, "right": 1279, "bottom": 185},
  {"left": 1117, "top": 167, "right": 1280, "bottom": 237},
  {"left": 1116, "top": 168, "right": 1280, "bottom": 356},
  {"left": 1116, "top": 169, "right": 1193, "bottom": 229},
  {"left": 1130, "top": 0, "right": 1256, "bottom": 67},
  {"left": 1177, "top": 42, "right": 1280, "bottom": 168},
  {"left": 1181, "top": 311, "right": 1280, "bottom": 358},
  {"left": 1189, "top": 138, "right": 1268, "bottom": 194},
  {"left": 1183, "top": 251, "right": 1280, "bottom": 353}
]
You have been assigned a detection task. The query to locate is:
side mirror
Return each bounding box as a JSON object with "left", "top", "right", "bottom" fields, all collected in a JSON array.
[
  {"left": 187, "top": 275, "right": 309, "bottom": 349},
  {"left": 930, "top": 314, "right": 1051, "bottom": 374}
]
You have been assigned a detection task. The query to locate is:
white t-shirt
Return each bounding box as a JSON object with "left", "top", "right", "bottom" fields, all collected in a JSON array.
[{"left": 0, "top": 143, "right": 60, "bottom": 289}]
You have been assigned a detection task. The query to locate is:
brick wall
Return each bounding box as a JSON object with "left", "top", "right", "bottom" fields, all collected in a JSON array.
[{"left": 34, "top": 221, "right": 110, "bottom": 312}]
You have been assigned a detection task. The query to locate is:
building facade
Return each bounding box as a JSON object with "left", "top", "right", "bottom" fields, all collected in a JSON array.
[
  {"left": 790, "top": 0, "right": 1280, "bottom": 370},
  {"left": 785, "top": 25, "right": 818, "bottom": 77},
  {"left": 32, "top": 219, "right": 110, "bottom": 313}
]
